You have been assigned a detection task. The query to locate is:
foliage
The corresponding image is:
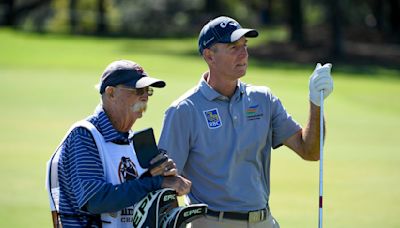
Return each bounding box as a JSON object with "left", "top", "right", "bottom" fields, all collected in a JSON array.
[{"left": 116, "top": 0, "right": 203, "bottom": 37}]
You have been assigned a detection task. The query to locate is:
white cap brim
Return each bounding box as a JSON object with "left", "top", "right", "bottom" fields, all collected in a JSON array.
[
  {"left": 136, "top": 77, "right": 166, "bottom": 88},
  {"left": 231, "top": 28, "right": 259, "bottom": 42}
]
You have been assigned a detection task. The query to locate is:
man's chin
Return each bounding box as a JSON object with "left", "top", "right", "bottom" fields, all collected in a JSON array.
[
  {"left": 134, "top": 112, "right": 142, "bottom": 118},
  {"left": 235, "top": 68, "right": 247, "bottom": 77},
  {"left": 236, "top": 71, "right": 246, "bottom": 78}
]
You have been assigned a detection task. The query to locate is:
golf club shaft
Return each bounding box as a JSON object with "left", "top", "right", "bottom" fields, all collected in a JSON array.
[{"left": 318, "top": 90, "right": 324, "bottom": 228}]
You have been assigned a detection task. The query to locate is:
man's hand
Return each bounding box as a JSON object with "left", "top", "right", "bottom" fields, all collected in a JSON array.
[
  {"left": 162, "top": 175, "right": 192, "bottom": 196},
  {"left": 309, "top": 63, "right": 334, "bottom": 106},
  {"left": 149, "top": 154, "right": 177, "bottom": 177}
]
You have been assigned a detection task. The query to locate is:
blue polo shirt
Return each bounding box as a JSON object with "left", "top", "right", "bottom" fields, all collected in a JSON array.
[
  {"left": 57, "top": 105, "right": 162, "bottom": 227},
  {"left": 159, "top": 74, "right": 301, "bottom": 212}
]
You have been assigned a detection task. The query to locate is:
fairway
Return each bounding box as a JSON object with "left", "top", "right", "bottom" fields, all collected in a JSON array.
[{"left": 0, "top": 29, "right": 399, "bottom": 227}]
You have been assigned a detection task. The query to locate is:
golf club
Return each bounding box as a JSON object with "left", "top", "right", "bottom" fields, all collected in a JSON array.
[{"left": 318, "top": 90, "right": 324, "bottom": 228}]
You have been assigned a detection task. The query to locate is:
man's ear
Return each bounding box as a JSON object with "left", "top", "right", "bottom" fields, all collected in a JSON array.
[
  {"left": 105, "top": 86, "right": 114, "bottom": 98},
  {"left": 203, "top": 48, "right": 215, "bottom": 65}
]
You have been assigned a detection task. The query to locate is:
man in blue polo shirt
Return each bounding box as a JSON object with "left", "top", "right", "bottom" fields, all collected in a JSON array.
[
  {"left": 48, "top": 60, "right": 191, "bottom": 227},
  {"left": 158, "top": 16, "right": 333, "bottom": 228}
]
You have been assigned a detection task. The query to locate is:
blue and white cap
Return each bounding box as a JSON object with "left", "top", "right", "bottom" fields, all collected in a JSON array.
[
  {"left": 98, "top": 60, "right": 165, "bottom": 94},
  {"left": 198, "top": 16, "right": 259, "bottom": 54}
]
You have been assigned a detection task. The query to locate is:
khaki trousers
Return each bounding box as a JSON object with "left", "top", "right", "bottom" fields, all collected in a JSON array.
[{"left": 190, "top": 211, "right": 280, "bottom": 228}]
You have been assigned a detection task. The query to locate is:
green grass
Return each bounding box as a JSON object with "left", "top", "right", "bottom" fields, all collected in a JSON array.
[{"left": 0, "top": 28, "right": 399, "bottom": 227}]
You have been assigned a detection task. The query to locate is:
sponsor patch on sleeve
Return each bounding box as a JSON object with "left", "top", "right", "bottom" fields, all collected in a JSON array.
[{"left": 203, "top": 108, "right": 222, "bottom": 129}]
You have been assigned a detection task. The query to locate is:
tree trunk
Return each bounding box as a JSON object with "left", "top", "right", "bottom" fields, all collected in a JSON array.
[
  {"left": 373, "top": 0, "right": 384, "bottom": 31},
  {"left": 260, "top": 0, "right": 273, "bottom": 25},
  {"left": 288, "top": 0, "right": 305, "bottom": 46},
  {"left": 328, "top": 0, "right": 343, "bottom": 57},
  {"left": 69, "top": 0, "right": 78, "bottom": 34},
  {"left": 96, "top": 0, "right": 107, "bottom": 35},
  {"left": 2, "top": 0, "right": 15, "bottom": 26},
  {"left": 389, "top": 0, "right": 400, "bottom": 42},
  {"left": 33, "top": 1, "right": 52, "bottom": 33}
]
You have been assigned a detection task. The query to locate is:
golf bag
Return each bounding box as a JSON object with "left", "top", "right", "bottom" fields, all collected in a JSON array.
[{"left": 132, "top": 188, "right": 207, "bottom": 228}]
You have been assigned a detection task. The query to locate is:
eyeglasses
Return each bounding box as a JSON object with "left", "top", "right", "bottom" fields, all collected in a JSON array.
[{"left": 117, "top": 86, "right": 154, "bottom": 96}]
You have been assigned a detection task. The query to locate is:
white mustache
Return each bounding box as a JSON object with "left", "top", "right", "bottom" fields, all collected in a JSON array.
[{"left": 131, "top": 101, "right": 147, "bottom": 113}]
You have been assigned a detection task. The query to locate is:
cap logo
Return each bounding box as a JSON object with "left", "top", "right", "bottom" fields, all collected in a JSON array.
[
  {"left": 203, "top": 37, "right": 215, "bottom": 47},
  {"left": 134, "top": 66, "right": 144, "bottom": 74},
  {"left": 219, "top": 21, "right": 238, "bottom": 28}
]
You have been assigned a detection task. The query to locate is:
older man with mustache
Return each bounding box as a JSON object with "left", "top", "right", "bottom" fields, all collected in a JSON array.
[{"left": 48, "top": 60, "right": 191, "bottom": 227}]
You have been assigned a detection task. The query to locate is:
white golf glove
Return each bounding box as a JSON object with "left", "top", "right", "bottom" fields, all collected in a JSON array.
[{"left": 309, "top": 63, "right": 333, "bottom": 106}]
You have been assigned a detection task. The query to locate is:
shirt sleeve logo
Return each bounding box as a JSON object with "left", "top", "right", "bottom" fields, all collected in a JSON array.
[{"left": 203, "top": 108, "right": 222, "bottom": 129}]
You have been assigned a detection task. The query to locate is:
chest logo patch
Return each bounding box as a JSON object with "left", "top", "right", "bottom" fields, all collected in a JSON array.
[
  {"left": 118, "top": 157, "right": 138, "bottom": 182},
  {"left": 246, "top": 104, "right": 263, "bottom": 120},
  {"left": 203, "top": 108, "right": 222, "bottom": 129}
]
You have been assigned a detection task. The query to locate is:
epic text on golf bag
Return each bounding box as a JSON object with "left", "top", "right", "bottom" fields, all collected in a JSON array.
[{"left": 132, "top": 188, "right": 207, "bottom": 228}]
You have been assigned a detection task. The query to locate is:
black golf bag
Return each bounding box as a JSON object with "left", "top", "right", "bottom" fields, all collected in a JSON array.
[{"left": 132, "top": 188, "right": 207, "bottom": 228}]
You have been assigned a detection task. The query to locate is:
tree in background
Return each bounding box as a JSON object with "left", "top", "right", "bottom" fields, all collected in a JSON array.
[
  {"left": 68, "top": 0, "right": 108, "bottom": 35},
  {"left": 287, "top": 0, "right": 305, "bottom": 46},
  {"left": 327, "top": 0, "right": 343, "bottom": 57},
  {"left": 96, "top": 0, "right": 107, "bottom": 34},
  {"left": 389, "top": 0, "right": 400, "bottom": 42},
  {"left": 0, "top": 0, "right": 398, "bottom": 65},
  {"left": 1, "top": 0, "right": 15, "bottom": 26},
  {"left": 69, "top": 0, "right": 77, "bottom": 33},
  {"left": 0, "top": 0, "right": 52, "bottom": 31}
]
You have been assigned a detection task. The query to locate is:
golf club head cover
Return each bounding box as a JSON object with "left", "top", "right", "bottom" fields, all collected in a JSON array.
[
  {"left": 132, "top": 188, "right": 178, "bottom": 227},
  {"left": 159, "top": 204, "right": 208, "bottom": 228},
  {"left": 132, "top": 188, "right": 208, "bottom": 228}
]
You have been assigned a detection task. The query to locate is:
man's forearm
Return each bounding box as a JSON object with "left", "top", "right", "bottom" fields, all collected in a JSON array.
[
  {"left": 85, "top": 176, "right": 163, "bottom": 214},
  {"left": 301, "top": 102, "right": 325, "bottom": 161}
]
